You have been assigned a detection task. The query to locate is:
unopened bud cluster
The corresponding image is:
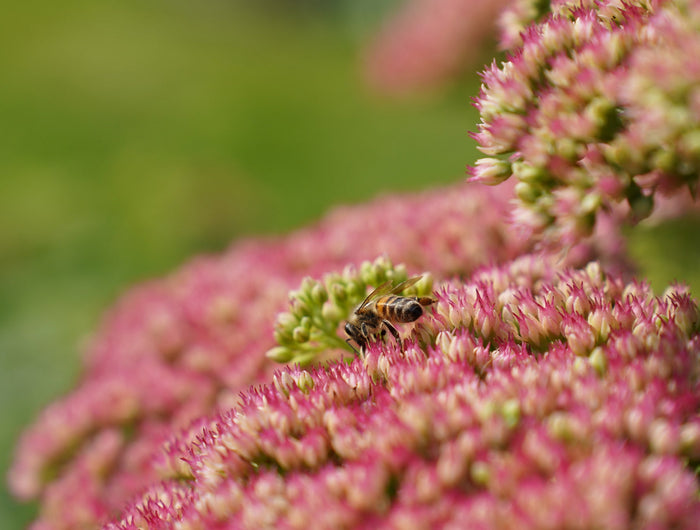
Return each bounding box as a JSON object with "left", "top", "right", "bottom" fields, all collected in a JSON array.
[{"left": 267, "top": 257, "right": 433, "bottom": 364}]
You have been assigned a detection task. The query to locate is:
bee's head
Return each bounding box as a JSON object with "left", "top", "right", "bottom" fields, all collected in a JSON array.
[
  {"left": 344, "top": 321, "right": 358, "bottom": 340},
  {"left": 344, "top": 320, "right": 366, "bottom": 353}
]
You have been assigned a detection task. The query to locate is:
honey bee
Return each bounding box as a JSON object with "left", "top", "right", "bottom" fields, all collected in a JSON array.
[{"left": 344, "top": 276, "right": 436, "bottom": 356}]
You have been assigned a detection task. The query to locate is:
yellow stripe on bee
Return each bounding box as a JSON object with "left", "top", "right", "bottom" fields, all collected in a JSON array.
[{"left": 375, "top": 295, "right": 399, "bottom": 319}]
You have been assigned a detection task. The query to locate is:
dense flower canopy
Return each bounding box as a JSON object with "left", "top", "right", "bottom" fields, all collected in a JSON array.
[
  {"left": 9, "top": 182, "right": 627, "bottom": 529},
  {"left": 106, "top": 258, "right": 700, "bottom": 529}
]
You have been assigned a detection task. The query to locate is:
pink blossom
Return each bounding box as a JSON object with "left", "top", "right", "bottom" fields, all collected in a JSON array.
[
  {"left": 364, "top": 0, "right": 512, "bottom": 93},
  {"left": 104, "top": 257, "right": 700, "bottom": 529},
  {"left": 471, "top": 0, "right": 700, "bottom": 241},
  {"left": 9, "top": 3, "right": 700, "bottom": 528},
  {"left": 9, "top": 180, "right": 632, "bottom": 529}
]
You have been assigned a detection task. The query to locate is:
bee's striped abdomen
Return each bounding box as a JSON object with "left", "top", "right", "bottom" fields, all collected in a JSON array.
[
  {"left": 374, "top": 295, "right": 398, "bottom": 320},
  {"left": 376, "top": 295, "right": 424, "bottom": 323}
]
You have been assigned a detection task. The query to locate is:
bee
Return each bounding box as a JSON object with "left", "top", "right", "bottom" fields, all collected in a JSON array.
[{"left": 345, "top": 276, "right": 436, "bottom": 356}]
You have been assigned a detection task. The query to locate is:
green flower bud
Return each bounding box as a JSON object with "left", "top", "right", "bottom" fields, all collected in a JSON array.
[
  {"left": 680, "top": 129, "right": 700, "bottom": 161},
  {"left": 589, "top": 347, "right": 607, "bottom": 376},
  {"left": 580, "top": 192, "right": 602, "bottom": 215},
  {"left": 274, "top": 328, "right": 293, "bottom": 345},
  {"left": 360, "top": 260, "right": 378, "bottom": 286},
  {"left": 331, "top": 283, "right": 348, "bottom": 302},
  {"left": 502, "top": 399, "right": 521, "bottom": 429},
  {"left": 513, "top": 161, "right": 547, "bottom": 185},
  {"left": 650, "top": 149, "right": 677, "bottom": 174},
  {"left": 321, "top": 302, "right": 343, "bottom": 323},
  {"left": 296, "top": 371, "right": 314, "bottom": 393},
  {"left": 265, "top": 346, "right": 295, "bottom": 363},
  {"left": 515, "top": 181, "right": 540, "bottom": 204},
  {"left": 276, "top": 312, "right": 298, "bottom": 329},
  {"left": 293, "top": 326, "right": 310, "bottom": 343},
  {"left": 470, "top": 461, "right": 490, "bottom": 485},
  {"left": 311, "top": 283, "right": 329, "bottom": 305}
]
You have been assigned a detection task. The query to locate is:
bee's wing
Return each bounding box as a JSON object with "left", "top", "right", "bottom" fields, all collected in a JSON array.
[
  {"left": 357, "top": 276, "right": 424, "bottom": 312},
  {"left": 357, "top": 280, "right": 393, "bottom": 312},
  {"left": 388, "top": 275, "right": 423, "bottom": 295}
]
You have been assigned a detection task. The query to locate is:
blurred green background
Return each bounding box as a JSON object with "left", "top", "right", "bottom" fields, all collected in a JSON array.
[{"left": 1, "top": 0, "right": 699, "bottom": 528}]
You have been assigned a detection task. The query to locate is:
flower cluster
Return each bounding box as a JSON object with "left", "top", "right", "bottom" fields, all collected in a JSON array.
[
  {"left": 12, "top": 3, "right": 700, "bottom": 527},
  {"left": 471, "top": 0, "right": 700, "bottom": 243},
  {"left": 105, "top": 257, "right": 700, "bottom": 529},
  {"left": 267, "top": 256, "right": 433, "bottom": 365},
  {"left": 11, "top": 181, "right": 628, "bottom": 530},
  {"left": 364, "top": 0, "right": 511, "bottom": 93},
  {"left": 496, "top": 0, "right": 639, "bottom": 50}
]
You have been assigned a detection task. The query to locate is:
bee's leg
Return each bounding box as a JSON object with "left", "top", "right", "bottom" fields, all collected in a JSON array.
[
  {"left": 417, "top": 296, "right": 436, "bottom": 307},
  {"left": 382, "top": 320, "right": 401, "bottom": 348},
  {"left": 361, "top": 322, "right": 372, "bottom": 342}
]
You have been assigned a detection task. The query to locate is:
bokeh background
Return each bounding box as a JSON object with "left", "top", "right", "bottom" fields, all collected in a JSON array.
[{"left": 2, "top": 1, "right": 699, "bottom": 528}]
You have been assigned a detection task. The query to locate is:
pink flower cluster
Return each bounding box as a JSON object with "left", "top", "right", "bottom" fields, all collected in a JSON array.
[
  {"left": 106, "top": 257, "right": 700, "bottom": 529},
  {"left": 10, "top": 182, "right": 628, "bottom": 529},
  {"left": 471, "top": 0, "right": 700, "bottom": 243},
  {"left": 10, "top": 3, "right": 700, "bottom": 527},
  {"left": 364, "top": 0, "right": 511, "bottom": 93}
]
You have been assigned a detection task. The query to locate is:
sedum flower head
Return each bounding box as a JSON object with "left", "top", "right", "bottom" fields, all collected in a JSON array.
[
  {"left": 364, "top": 0, "right": 512, "bottom": 93},
  {"left": 105, "top": 257, "right": 700, "bottom": 529},
  {"left": 471, "top": 0, "right": 700, "bottom": 243},
  {"left": 12, "top": 181, "right": 630, "bottom": 530}
]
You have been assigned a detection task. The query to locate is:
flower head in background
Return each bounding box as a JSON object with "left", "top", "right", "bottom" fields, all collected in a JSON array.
[
  {"left": 105, "top": 258, "right": 700, "bottom": 529},
  {"left": 364, "top": 0, "right": 512, "bottom": 93},
  {"left": 471, "top": 0, "right": 700, "bottom": 243},
  {"left": 11, "top": 181, "right": 628, "bottom": 530}
]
